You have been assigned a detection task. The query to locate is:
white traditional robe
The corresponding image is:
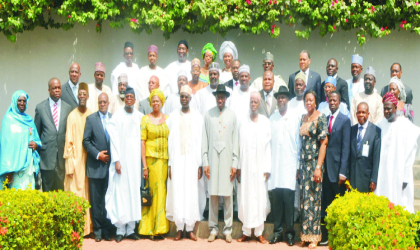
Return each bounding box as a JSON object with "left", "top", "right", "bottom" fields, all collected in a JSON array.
[
  {"left": 288, "top": 97, "right": 307, "bottom": 119},
  {"left": 110, "top": 62, "right": 141, "bottom": 96},
  {"left": 108, "top": 95, "right": 139, "bottom": 114},
  {"left": 162, "top": 93, "right": 181, "bottom": 115},
  {"left": 191, "top": 85, "right": 232, "bottom": 117},
  {"left": 375, "top": 117, "right": 420, "bottom": 213},
  {"left": 136, "top": 66, "right": 170, "bottom": 100},
  {"left": 219, "top": 70, "right": 233, "bottom": 84},
  {"left": 164, "top": 60, "right": 192, "bottom": 95},
  {"left": 250, "top": 75, "right": 288, "bottom": 93},
  {"left": 238, "top": 115, "right": 271, "bottom": 228},
  {"left": 229, "top": 86, "right": 257, "bottom": 128},
  {"left": 166, "top": 108, "right": 206, "bottom": 225},
  {"left": 105, "top": 108, "right": 143, "bottom": 225},
  {"left": 86, "top": 84, "right": 112, "bottom": 113}
]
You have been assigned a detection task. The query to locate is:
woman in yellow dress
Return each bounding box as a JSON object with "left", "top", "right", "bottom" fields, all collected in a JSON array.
[{"left": 139, "top": 89, "right": 170, "bottom": 240}]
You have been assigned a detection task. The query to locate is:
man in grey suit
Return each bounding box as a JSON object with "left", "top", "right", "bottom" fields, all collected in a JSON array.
[
  {"left": 61, "top": 63, "right": 82, "bottom": 110},
  {"left": 34, "top": 78, "right": 72, "bottom": 191},
  {"left": 258, "top": 71, "right": 277, "bottom": 118},
  {"left": 288, "top": 50, "right": 322, "bottom": 99},
  {"left": 380, "top": 63, "right": 413, "bottom": 104},
  {"left": 83, "top": 93, "right": 113, "bottom": 242},
  {"left": 349, "top": 102, "right": 381, "bottom": 192},
  {"left": 138, "top": 75, "right": 160, "bottom": 115}
]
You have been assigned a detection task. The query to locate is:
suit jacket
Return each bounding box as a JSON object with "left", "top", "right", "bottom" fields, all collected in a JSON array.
[
  {"left": 288, "top": 69, "right": 322, "bottom": 99},
  {"left": 139, "top": 98, "right": 153, "bottom": 115},
  {"left": 321, "top": 76, "right": 350, "bottom": 109},
  {"left": 83, "top": 111, "right": 112, "bottom": 179},
  {"left": 325, "top": 112, "right": 351, "bottom": 183},
  {"left": 258, "top": 89, "right": 277, "bottom": 118},
  {"left": 61, "top": 80, "right": 79, "bottom": 110},
  {"left": 34, "top": 99, "right": 72, "bottom": 171},
  {"left": 380, "top": 85, "right": 413, "bottom": 104},
  {"left": 349, "top": 122, "right": 381, "bottom": 192}
]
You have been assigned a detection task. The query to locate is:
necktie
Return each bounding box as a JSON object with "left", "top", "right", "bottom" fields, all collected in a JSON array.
[
  {"left": 235, "top": 81, "right": 238, "bottom": 86},
  {"left": 53, "top": 102, "right": 58, "bottom": 130},
  {"left": 102, "top": 116, "right": 109, "bottom": 142},
  {"left": 328, "top": 116, "right": 334, "bottom": 134},
  {"left": 266, "top": 93, "right": 271, "bottom": 115},
  {"left": 357, "top": 126, "right": 364, "bottom": 151},
  {"left": 72, "top": 85, "right": 79, "bottom": 103}
]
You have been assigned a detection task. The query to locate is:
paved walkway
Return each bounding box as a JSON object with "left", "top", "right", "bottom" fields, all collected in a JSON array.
[{"left": 82, "top": 237, "right": 329, "bottom": 250}]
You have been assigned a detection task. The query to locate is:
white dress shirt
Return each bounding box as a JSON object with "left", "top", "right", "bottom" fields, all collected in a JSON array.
[
  {"left": 264, "top": 89, "right": 273, "bottom": 106},
  {"left": 300, "top": 68, "right": 309, "bottom": 85},
  {"left": 68, "top": 80, "right": 80, "bottom": 104},
  {"left": 357, "top": 120, "right": 369, "bottom": 141},
  {"left": 49, "top": 97, "right": 61, "bottom": 130}
]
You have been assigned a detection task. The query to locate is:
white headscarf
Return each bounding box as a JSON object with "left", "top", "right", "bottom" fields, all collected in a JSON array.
[
  {"left": 219, "top": 41, "right": 238, "bottom": 61},
  {"left": 389, "top": 76, "right": 406, "bottom": 102}
]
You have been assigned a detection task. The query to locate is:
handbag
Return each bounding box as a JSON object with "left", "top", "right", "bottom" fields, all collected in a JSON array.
[{"left": 141, "top": 179, "right": 152, "bottom": 207}]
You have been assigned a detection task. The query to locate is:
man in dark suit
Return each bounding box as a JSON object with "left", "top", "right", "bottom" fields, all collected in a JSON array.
[
  {"left": 258, "top": 71, "right": 277, "bottom": 118},
  {"left": 320, "top": 58, "right": 349, "bottom": 109},
  {"left": 288, "top": 50, "right": 322, "bottom": 99},
  {"left": 320, "top": 90, "right": 351, "bottom": 245},
  {"left": 83, "top": 93, "right": 113, "bottom": 242},
  {"left": 380, "top": 63, "right": 413, "bottom": 104},
  {"left": 34, "top": 78, "right": 72, "bottom": 191},
  {"left": 223, "top": 59, "right": 240, "bottom": 90},
  {"left": 349, "top": 102, "right": 381, "bottom": 192},
  {"left": 61, "top": 63, "right": 82, "bottom": 110}
]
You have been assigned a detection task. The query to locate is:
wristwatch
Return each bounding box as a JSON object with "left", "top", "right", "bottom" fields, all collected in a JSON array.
[{"left": 316, "top": 165, "right": 321, "bottom": 170}]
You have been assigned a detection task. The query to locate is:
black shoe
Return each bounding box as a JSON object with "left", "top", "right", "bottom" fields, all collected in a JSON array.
[
  {"left": 94, "top": 235, "right": 102, "bottom": 242},
  {"left": 103, "top": 234, "right": 112, "bottom": 241},
  {"left": 269, "top": 235, "right": 283, "bottom": 244},
  {"left": 319, "top": 240, "right": 328, "bottom": 246},
  {"left": 126, "top": 233, "right": 141, "bottom": 240},
  {"left": 115, "top": 235, "right": 124, "bottom": 243},
  {"left": 287, "top": 237, "right": 294, "bottom": 246}
]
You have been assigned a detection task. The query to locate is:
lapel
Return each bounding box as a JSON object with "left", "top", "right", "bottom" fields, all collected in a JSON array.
[
  {"left": 44, "top": 99, "right": 56, "bottom": 130},
  {"left": 331, "top": 112, "right": 342, "bottom": 133},
  {"left": 270, "top": 94, "right": 277, "bottom": 114},
  {"left": 307, "top": 70, "right": 313, "bottom": 89},
  {"left": 96, "top": 112, "right": 107, "bottom": 140},
  {"left": 357, "top": 122, "right": 372, "bottom": 155},
  {"left": 351, "top": 125, "right": 358, "bottom": 155},
  {"left": 65, "top": 81, "right": 78, "bottom": 103},
  {"left": 58, "top": 101, "right": 70, "bottom": 133}
]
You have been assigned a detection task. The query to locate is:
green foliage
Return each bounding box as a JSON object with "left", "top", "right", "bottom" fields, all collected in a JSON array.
[
  {"left": 0, "top": 179, "right": 89, "bottom": 249},
  {"left": 0, "top": 0, "right": 419, "bottom": 45},
  {"left": 325, "top": 182, "right": 420, "bottom": 249}
]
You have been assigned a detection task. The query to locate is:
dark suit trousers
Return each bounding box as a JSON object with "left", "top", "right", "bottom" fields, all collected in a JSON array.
[
  {"left": 272, "top": 188, "right": 295, "bottom": 239},
  {"left": 89, "top": 177, "right": 113, "bottom": 237},
  {"left": 41, "top": 155, "right": 65, "bottom": 192}
]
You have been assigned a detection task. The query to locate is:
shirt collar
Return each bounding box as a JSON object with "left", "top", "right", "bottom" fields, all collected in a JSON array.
[
  {"left": 68, "top": 80, "right": 79, "bottom": 88},
  {"left": 332, "top": 74, "right": 338, "bottom": 79},
  {"left": 49, "top": 97, "right": 61, "bottom": 106},
  {"left": 99, "top": 111, "right": 108, "bottom": 118},
  {"left": 264, "top": 90, "right": 273, "bottom": 96},
  {"left": 358, "top": 120, "right": 369, "bottom": 129},
  {"left": 300, "top": 68, "right": 310, "bottom": 74},
  {"left": 331, "top": 109, "right": 339, "bottom": 118}
]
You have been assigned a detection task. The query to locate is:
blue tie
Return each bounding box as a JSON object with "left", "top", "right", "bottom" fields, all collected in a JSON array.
[
  {"left": 357, "top": 126, "right": 363, "bottom": 151},
  {"left": 102, "top": 115, "right": 109, "bottom": 142},
  {"left": 72, "top": 85, "right": 79, "bottom": 103}
]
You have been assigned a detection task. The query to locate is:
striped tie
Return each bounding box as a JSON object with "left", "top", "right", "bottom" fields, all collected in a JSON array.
[
  {"left": 53, "top": 102, "right": 58, "bottom": 130},
  {"left": 357, "top": 126, "right": 363, "bottom": 151}
]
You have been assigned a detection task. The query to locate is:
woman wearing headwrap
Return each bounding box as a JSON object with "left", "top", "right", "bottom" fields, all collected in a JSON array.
[
  {"left": 139, "top": 89, "right": 170, "bottom": 239},
  {"left": 188, "top": 58, "right": 208, "bottom": 94},
  {"left": 388, "top": 77, "right": 414, "bottom": 122},
  {"left": 219, "top": 41, "right": 238, "bottom": 84},
  {"left": 0, "top": 90, "right": 41, "bottom": 190},
  {"left": 199, "top": 43, "right": 217, "bottom": 84}
]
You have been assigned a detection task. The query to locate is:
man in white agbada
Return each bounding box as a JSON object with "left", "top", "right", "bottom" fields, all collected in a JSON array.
[
  {"left": 165, "top": 40, "right": 192, "bottom": 95},
  {"left": 250, "top": 52, "right": 287, "bottom": 93},
  {"left": 110, "top": 41, "right": 141, "bottom": 97},
  {"left": 162, "top": 71, "right": 188, "bottom": 115},
  {"left": 236, "top": 91, "right": 271, "bottom": 244},
  {"left": 346, "top": 54, "right": 365, "bottom": 108},
  {"left": 136, "top": 45, "right": 170, "bottom": 100},
  {"left": 105, "top": 86, "right": 142, "bottom": 243},
  {"left": 87, "top": 62, "right": 113, "bottom": 113},
  {"left": 108, "top": 74, "right": 139, "bottom": 114},
  {"left": 268, "top": 86, "right": 300, "bottom": 246},
  {"left": 166, "top": 85, "right": 205, "bottom": 242},
  {"left": 375, "top": 93, "right": 420, "bottom": 213},
  {"left": 191, "top": 62, "right": 232, "bottom": 117},
  {"left": 230, "top": 64, "right": 256, "bottom": 127}
]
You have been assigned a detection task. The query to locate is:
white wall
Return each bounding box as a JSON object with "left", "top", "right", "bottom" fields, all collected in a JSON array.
[{"left": 1, "top": 21, "right": 419, "bottom": 158}]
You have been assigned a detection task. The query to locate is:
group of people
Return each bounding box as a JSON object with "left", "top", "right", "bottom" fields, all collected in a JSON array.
[{"left": 0, "top": 39, "right": 419, "bottom": 249}]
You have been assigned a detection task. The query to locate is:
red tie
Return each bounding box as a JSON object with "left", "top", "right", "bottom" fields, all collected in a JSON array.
[
  {"left": 235, "top": 81, "right": 238, "bottom": 86},
  {"left": 53, "top": 102, "right": 58, "bottom": 130},
  {"left": 329, "top": 116, "right": 334, "bottom": 134}
]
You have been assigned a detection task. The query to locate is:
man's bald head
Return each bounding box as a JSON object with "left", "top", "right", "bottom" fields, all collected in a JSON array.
[
  {"left": 69, "top": 63, "right": 81, "bottom": 84},
  {"left": 48, "top": 77, "right": 62, "bottom": 102},
  {"left": 148, "top": 75, "right": 160, "bottom": 93},
  {"left": 263, "top": 70, "right": 274, "bottom": 79},
  {"left": 98, "top": 92, "right": 109, "bottom": 102},
  {"left": 98, "top": 93, "right": 109, "bottom": 115}
]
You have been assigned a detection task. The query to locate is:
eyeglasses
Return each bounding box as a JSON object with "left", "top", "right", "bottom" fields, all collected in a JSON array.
[
  {"left": 124, "top": 52, "right": 133, "bottom": 55},
  {"left": 326, "top": 64, "right": 336, "bottom": 68},
  {"left": 391, "top": 70, "right": 400, "bottom": 73},
  {"left": 180, "top": 95, "right": 190, "bottom": 98},
  {"left": 263, "top": 62, "right": 273, "bottom": 66}
]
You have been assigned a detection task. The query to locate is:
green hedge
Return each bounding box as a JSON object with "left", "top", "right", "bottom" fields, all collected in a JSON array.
[
  {"left": 0, "top": 181, "right": 89, "bottom": 249},
  {"left": 325, "top": 182, "right": 420, "bottom": 249},
  {"left": 0, "top": 0, "right": 419, "bottom": 45}
]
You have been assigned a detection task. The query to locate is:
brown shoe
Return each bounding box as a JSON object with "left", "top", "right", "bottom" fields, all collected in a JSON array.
[
  {"left": 174, "top": 230, "right": 182, "bottom": 241},
  {"left": 237, "top": 234, "right": 250, "bottom": 242},
  {"left": 188, "top": 231, "right": 197, "bottom": 241},
  {"left": 257, "top": 235, "right": 268, "bottom": 244}
]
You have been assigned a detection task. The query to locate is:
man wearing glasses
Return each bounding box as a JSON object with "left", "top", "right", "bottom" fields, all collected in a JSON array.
[
  {"left": 379, "top": 63, "right": 413, "bottom": 104},
  {"left": 250, "top": 52, "right": 288, "bottom": 93}
]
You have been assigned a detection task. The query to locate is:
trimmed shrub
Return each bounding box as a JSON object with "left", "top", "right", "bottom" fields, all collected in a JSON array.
[
  {"left": 325, "top": 182, "right": 420, "bottom": 249},
  {"left": 0, "top": 181, "right": 89, "bottom": 249}
]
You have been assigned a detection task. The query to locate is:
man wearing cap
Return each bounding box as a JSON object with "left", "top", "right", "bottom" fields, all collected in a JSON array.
[
  {"left": 136, "top": 45, "right": 170, "bottom": 100},
  {"left": 191, "top": 62, "right": 232, "bottom": 117},
  {"left": 321, "top": 58, "right": 350, "bottom": 108},
  {"left": 105, "top": 86, "right": 143, "bottom": 243},
  {"left": 188, "top": 58, "right": 208, "bottom": 94},
  {"left": 346, "top": 54, "right": 366, "bottom": 107},
  {"left": 230, "top": 64, "right": 257, "bottom": 126},
  {"left": 250, "top": 52, "right": 287, "bottom": 93},
  {"left": 350, "top": 66, "right": 383, "bottom": 125},
  {"left": 375, "top": 92, "right": 420, "bottom": 213},
  {"left": 223, "top": 59, "right": 241, "bottom": 91},
  {"left": 165, "top": 40, "right": 192, "bottom": 95},
  {"left": 288, "top": 72, "right": 307, "bottom": 118},
  {"left": 203, "top": 84, "right": 238, "bottom": 243},
  {"left": 162, "top": 71, "right": 188, "bottom": 115},
  {"left": 87, "top": 62, "right": 112, "bottom": 113},
  {"left": 61, "top": 63, "right": 82, "bottom": 110},
  {"left": 138, "top": 76, "right": 160, "bottom": 115},
  {"left": 109, "top": 74, "right": 139, "bottom": 114},
  {"left": 268, "top": 86, "right": 300, "bottom": 246},
  {"left": 380, "top": 63, "right": 413, "bottom": 104},
  {"left": 236, "top": 91, "right": 271, "bottom": 244},
  {"left": 166, "top": 85, "right": 205, "bottom": 242},
  {"left": 258, "top": 71, "right": 279, "bottom": 118},
  {"left": 318, "top": 76, "right": 350, "bottom": 118},
  {"left": 63, "top": 82, "right": 92, "bottom": 236},
  {"left": 288, "top": 50, "right": 322, "bottom": 99},
  {"left": 110, "top": 41, "right": 141, "bottom": 97}
]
